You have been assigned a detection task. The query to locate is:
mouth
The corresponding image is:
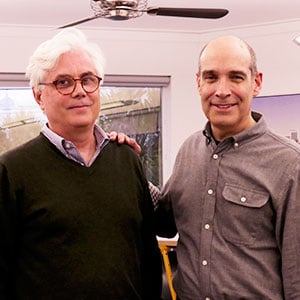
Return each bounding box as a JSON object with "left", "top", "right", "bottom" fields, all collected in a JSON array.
[
  {"left": 68, "top": 104, "right": 91, "bottom": 110},
  {"left": 212, "top": 103, "right": 236, "bottom": 109}
]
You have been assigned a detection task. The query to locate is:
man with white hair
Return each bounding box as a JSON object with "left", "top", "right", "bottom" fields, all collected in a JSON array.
[{"left": 0, "top": 28, "right": 162, "bottom": 299}]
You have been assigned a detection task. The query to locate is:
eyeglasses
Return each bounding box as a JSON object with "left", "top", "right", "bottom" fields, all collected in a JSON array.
[{"left": 39, "top": 74, "right": 102, "bottom": 95}]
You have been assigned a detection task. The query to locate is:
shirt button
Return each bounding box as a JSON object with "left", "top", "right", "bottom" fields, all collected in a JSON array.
[
  {"left": 212, "top": 153, "right": 218, "bottom": 159},
  {"left": 241, "top": 196, "right": 247, "bottom": 202},
  {"left": 205, "top": 297, "right": 211, "bottom": 300},
  {"left": 202, "top": 260, "right": 208, "bottom": 266},
  {"left": 234, "top": 142, "right": 239, "bottom": 148},
  {"left": 204, "top": 224, "right": 210, "bottom": 230},
  {"left": 65, "top": 143, "right": 71, "bottom": 149},
  {"left": 207, "top": 189, "right": 213, "bottom": 195}
]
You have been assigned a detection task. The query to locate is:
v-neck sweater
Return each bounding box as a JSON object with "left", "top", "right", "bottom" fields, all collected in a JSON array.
[{"left": 0, "top": 134, "right": 162, "bottom": 300}]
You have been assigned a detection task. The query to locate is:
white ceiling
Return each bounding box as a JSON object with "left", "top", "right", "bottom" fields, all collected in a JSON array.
[{"left": 1, "top": 0, "right": 300, "bottom": 33}]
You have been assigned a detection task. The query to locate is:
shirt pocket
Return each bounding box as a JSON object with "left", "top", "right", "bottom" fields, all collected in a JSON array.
[{"left": 220, "top": 184, "right": 269, "bottom": 245}]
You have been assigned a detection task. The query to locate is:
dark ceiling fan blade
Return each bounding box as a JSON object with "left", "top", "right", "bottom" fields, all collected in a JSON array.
[
  {"left": 58, "top": 15, "right": 102, "bottom": 29},
  {"left": 147, "top": 7, "right": 229, "bottom": 19}
]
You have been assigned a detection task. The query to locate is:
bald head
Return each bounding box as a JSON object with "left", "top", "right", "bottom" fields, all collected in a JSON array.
[{"left": 198, "top": 35, "right": 258, "bottom": 76}]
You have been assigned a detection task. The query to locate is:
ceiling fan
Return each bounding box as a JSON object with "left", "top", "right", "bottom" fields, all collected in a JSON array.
[{"left": 59, "top": 0, "right": 229, "bottom": 28}]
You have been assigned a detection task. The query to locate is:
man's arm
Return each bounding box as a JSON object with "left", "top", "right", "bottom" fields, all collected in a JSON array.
[
  {"left": 109, "top": 132, "right": 159, "bottom": 209},
  {"left": 0, "top": 163, "right": 16, "bottom": 299},
  {"left": 281, "top": 168, "right": 300, "bottom": 298},
  {"left": 148, "top": 181, "right": 160, "bottom": 211},
  {"left": 108, "top": 132, "right": 177, "bottom": 237}
]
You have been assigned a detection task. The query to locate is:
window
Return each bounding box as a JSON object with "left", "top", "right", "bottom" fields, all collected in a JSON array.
[
  {"left": 99, "top": 85, "right": 162, "bottom": 186},
  {"left": 252, "top": 94, "right": 300, "bottom": 143},
  {"left": 0, "top": 73, "right": 169, "bottom": 186}
]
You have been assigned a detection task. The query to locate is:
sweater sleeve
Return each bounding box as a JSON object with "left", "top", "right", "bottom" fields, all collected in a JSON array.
[
  {"left": 0, "top": 163, "right": 17, "bottom": 299},
  {"left": 135, "top": 160, "right": 162, "bottom": 300}
]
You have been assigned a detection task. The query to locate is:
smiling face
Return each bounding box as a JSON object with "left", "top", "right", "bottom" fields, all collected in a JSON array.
[
  {"left": 196, "top": 36, "right": 262, "bottom": 141},
  {"left": 33, "top": 49, "right": 101, "bottom": 138}
]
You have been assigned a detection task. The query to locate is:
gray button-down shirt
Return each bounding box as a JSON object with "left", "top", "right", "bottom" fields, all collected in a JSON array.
[{"left": 157, "top": 112, "right": 300, "bottom": 300}]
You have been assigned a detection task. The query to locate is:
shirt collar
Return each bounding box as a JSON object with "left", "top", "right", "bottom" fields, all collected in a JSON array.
[
  {"left": 202, "top": 111, "right": 267, "bottom": 146},
  {"left": 41, "top": 123, "right": 109, "bottom": 165}
]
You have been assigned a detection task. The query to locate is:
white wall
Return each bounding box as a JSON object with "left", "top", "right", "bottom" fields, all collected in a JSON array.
[{"left": 1, "top": 21, "right": 300, "bottom": 181}]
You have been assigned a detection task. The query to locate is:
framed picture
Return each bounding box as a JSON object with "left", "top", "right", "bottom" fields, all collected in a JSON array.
[{"left": 252, "top": 94, "right": 300, "bottom": 143}]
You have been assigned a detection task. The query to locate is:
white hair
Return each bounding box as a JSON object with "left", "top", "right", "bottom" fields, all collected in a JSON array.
[{"left": 25, "top": 28, "right": 106, "bottom": 91}]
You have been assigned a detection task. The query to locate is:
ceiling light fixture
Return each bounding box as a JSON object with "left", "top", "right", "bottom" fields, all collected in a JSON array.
[{"left": 293, "top": 35, "right": 300, "bottom": 46}]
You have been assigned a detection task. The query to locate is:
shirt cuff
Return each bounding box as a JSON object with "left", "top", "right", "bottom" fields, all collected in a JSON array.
[{"left": 148, "top": 181, "right": 160, "bottom": 211}]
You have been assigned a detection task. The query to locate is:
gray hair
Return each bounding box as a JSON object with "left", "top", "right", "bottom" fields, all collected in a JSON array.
[{"left": 25, "top": 28, "right": 106, "bottom": 91}]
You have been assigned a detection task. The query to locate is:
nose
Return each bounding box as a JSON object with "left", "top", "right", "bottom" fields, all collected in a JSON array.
[
  {"left": 72, "top": 79, "right": 86, "bottom": 96},
  {"left": 215, "top": 78, "right": 231, "bottom": 98}
]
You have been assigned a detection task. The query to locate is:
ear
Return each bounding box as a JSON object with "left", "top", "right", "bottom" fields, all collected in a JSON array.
[
  {"left": 32, "top": 87, "right": 45, "bottom": 111},
  {"left": 196, "top": 72, "right": 201, "bottom": 91},
  {"left": 253, "top": 72, "right": 263, "bottom": 97}
]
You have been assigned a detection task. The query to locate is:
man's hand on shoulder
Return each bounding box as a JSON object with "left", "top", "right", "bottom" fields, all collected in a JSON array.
[{"left": 108, "top": 131, "right": 141, "bottom": 155}]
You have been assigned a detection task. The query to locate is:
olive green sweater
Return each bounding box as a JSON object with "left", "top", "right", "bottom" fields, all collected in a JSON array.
[{"left": 0, "top": 134, "right": 162, "bottom": 299}]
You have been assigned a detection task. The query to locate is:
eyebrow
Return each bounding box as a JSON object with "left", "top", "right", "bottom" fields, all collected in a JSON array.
[
  {"left": 54, "top": 71, "right": 95, "bottom": 79},
  {"left": 229, "top": 70, "right": 247, "bottom": 75},
  {"left": 201, "top": 70, "right": 216, "bottom": 76}
]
